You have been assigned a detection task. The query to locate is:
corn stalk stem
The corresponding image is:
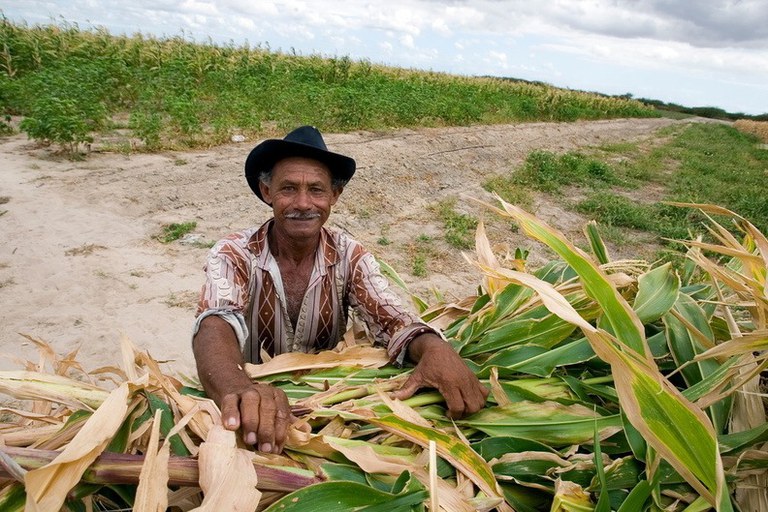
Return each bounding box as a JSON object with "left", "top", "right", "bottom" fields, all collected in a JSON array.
[{"left": 0, "top": 446, "right": 322, "bottom": 491}]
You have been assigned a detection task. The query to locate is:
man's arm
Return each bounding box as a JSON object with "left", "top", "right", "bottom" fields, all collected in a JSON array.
[
  {"left": 193, "top": 315, "right": 291, "bottom": 453},
  {"left": 344, "top": 246, "right": 488, "bottom": 417},
  {"left": 392, "top": 333, "right": 488, "bottom": 418}
]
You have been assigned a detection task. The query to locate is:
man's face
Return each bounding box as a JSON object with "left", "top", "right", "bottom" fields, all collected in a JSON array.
[{"left": 259, "top": 157, "right": 341, "bottom": 241}]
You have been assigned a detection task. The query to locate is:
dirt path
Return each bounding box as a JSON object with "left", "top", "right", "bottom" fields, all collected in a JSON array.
[{"left": 0, "top": 117, "right": 688, "bottom": 375}]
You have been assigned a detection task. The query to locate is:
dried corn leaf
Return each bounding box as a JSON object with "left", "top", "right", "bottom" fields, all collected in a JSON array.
[
  {"left": 192, "top": 424, "right": 261, "bottom": 511},
  {"left": 24, "top": 382, "right": 130, "bottom": 511},
  {"left": 475, "top": 221, "right": 506, "bottom": 296},
  {"left": 134, "top": 409, "right": 169, "bottom": 512},
  {"left": 0, "top": 371, "right": 110, "bottom": 410},
  {"left": 246, "top": 345, "right": 390, "bottom": 379}
]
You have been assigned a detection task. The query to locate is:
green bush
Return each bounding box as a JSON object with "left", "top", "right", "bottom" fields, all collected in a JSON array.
[{"left": 15, "top": 59, "right": 113, "bottom": 152}]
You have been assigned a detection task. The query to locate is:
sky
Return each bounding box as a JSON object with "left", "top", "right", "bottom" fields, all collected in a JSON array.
[{"left": 3, "top": 0, "right": 767, "bottom": 115}]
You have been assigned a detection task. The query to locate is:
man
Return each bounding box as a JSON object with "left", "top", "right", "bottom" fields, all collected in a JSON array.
[{"left": 193, "top": 126, "right": 488, "bottom": 454}]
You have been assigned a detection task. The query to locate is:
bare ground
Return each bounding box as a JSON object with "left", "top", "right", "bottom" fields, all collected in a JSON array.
[{"left": 0, "top": 117, "right": 695, "bottom": 376}]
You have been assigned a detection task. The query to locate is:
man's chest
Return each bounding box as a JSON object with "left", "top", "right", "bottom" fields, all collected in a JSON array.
[{"left": 278, "top": 262, "right": 312, "bottom": 325}]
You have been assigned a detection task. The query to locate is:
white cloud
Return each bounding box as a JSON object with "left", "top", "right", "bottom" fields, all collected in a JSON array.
[
  {"left": 400, "top": 34, "right": 416, "bottom": 49},
  {"left": 485, "top": 50, "right": 509, "bottom": 70},
  {"left": 179, "top": 0, "right": 219, "bottom": 17}
]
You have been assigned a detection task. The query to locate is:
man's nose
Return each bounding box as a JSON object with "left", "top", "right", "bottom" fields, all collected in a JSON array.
[{"left": 294, "top": 189, "right": 312, "bottom": 209}]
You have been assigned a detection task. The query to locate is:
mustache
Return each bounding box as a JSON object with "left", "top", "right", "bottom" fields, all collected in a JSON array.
[{"left": 285, "top": 211, "right": 322, "bottom": 220}]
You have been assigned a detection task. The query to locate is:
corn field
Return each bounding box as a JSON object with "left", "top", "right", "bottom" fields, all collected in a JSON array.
[
  {"left": 733, "top": 120, "right": 768, "bottom": 144},
  {"left": 1, "top": 199, "right": 766, "bottom": 511},
  {"left": 0, "top": 17, "right": 656, "bottom": 152}
]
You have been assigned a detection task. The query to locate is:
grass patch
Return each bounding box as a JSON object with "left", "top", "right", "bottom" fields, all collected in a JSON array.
[
  {"left": 432, "top": 198, "right": 478, "bottom": 249},
  {"left": 580, "top": 124, "right": 766, "bottom": 237},
  {"left": 505, "top": 150, "right": 619, "bottom": 194},
  {"left": 664, "top": 123, "right": 768, "bottom": 233},
  {"left": 157, "top": 221, "right": 197, "bottom": 243},
  {"left": 411, "top": 254, "right": 427, "bottom": 277},
  {"left": 575, "top": 192, "right": 690, "bottom": 240}
]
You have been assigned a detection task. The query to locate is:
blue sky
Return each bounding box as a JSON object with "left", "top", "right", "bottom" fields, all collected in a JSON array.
[{"left": 3, "top": 0, "right": 767, "bottom": 115}]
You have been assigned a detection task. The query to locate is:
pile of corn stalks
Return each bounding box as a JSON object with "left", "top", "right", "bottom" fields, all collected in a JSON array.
[{"left": 1, "top": 199, "right": 766, "bottom": 511}]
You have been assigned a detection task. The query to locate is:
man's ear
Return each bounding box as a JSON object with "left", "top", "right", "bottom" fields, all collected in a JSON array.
[{"left": 259, "top": 181, "right": 273, "bottom": 205}]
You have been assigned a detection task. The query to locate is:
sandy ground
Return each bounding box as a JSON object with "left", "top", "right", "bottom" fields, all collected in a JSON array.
[{"left": 0, "top": 117, "right": 689, "bottom": 378}]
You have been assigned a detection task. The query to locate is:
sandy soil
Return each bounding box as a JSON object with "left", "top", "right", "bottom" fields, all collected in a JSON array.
[{"left": 0, "top": 117, "right": 690, "bottom": 377}]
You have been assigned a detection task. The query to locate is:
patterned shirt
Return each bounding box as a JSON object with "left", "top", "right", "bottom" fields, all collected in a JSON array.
[{"left": 194, "top": 219, "right": 435, "bottom": 364}]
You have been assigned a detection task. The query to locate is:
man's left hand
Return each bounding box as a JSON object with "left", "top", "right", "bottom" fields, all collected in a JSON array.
[{"left": 393, "top": 333, "right": 488, "bottom": 418}]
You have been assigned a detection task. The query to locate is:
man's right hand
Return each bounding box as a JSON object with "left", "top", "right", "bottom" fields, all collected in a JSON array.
[
  {"left": 193, "top": 315, "right": 293, "bottom": 454},
  {"left": 219, "top": 382, "right": 292, "bottom": 454}
]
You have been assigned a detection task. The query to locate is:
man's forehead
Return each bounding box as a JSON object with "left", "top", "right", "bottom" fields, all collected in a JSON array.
[{"left": 272, "top": 157, "right": 332, "bottom": 181}]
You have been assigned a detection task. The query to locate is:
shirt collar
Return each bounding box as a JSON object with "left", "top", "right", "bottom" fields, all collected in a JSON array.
[{"left": 247, "top": 218, "right": 340, "bottom": 272}]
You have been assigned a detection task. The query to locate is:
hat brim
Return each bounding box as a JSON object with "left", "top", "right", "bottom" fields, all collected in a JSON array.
[{"left": 245, "top": 139, "right": 356, "bottom": 204}]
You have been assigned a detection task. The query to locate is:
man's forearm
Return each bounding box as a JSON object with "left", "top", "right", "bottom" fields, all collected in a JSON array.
[{"left": 192, "top": 315, "right": 252, "bottom": 405}]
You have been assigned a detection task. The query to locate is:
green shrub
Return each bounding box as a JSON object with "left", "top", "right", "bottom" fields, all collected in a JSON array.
[{"left": 15, "top": 58, "right": 114, "bottom": 152}]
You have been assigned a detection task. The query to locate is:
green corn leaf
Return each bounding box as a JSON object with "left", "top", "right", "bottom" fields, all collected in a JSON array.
[
  {"left": 594, "top": 456, "right": 642, "bottom": 492},
  {"left": 663, "top": 294, "right": 730, "bottom": 432},
  {"left": 145, "top": 393, "right": 189, "bottom": 457},
  {"left": 585, "top": 220, "right": 610, "bottom": 265},
  {"left": 491, "top": 452, "right": 567, "bottom": 489},
  {"left": 263, "top": 472, "right": 428, "bottom": 512},
  {"left": 473, "top": 436, "right": 558, "bottom": 460},
  {"left": 592, "top": 425, "right": 611, "bottom": 512},
  {"left": 320, "top": 463, "right": 368, "bottom": 484},
  {"left": 632, "top": 263, "right": 680, "bottom": 323},
  {"left": 460, "top": 402, "right": 622, "bottom": 446},
  {"left": 718, "top": 423, "right": 768, "bottom": 454},
  {"left": 464, "top": 312, "right": 578, "bottom": 356},
  {"left": 587, "top": 332, "right": 731, "bottom": 509},
  {"left": 0, "top": 483, "right": 26, "bottom": 512},
  {"left": 616, "top": 480, "right": 651, "bottom": 512},
  {"left": 480, "top": 338, "right": 596, "bottom": 378}
]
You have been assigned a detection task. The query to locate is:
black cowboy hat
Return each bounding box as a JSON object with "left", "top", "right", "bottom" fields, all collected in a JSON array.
[{"left": 244, "top": 125, "right": 356, "bottom": 204}]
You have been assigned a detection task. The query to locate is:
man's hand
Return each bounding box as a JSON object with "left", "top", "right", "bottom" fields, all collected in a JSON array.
[
  {"left": 193, "top": 315, "right": 293, "bottom": 453},
  {"left": 393, "top": 333, "right": 488, "bottom": 418},
  {"left": 219, "top": 382, "right": 292, "bottom": 454}
]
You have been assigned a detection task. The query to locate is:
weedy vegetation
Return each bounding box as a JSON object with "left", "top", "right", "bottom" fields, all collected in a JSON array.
[
  {"left": 480, "top": 123, "right": 768, "bottom": 260},
  {"left": 156, "top": 221, "right": 198, "bottom": 244},
  {"left": 432, "top": 198, "right": 479, "bottom": 250}
]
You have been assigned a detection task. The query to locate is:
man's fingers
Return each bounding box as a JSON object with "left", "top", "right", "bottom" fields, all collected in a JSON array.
[
  {"left": 272, "top": 389, "right": 292, "bottom": 453},
  {"left": 441, "top": 384, "right": 467, "bottom": 419},
  {"left": 219, "top": 393, "right": 241, "bottom": 431},
  {"left": 238, "top": 388, "right": 262, "bottom": 445},
  {"left": 392, "top": 373, "right": 421, "bottom": 400}
]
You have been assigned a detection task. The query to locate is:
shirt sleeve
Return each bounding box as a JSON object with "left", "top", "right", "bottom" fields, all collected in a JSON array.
[
  {"left": 346, "top": 246, "right": 440, "bottom": 364},
  {"left": 193, "top": 236, "right": 253, "bottom": 349}
]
